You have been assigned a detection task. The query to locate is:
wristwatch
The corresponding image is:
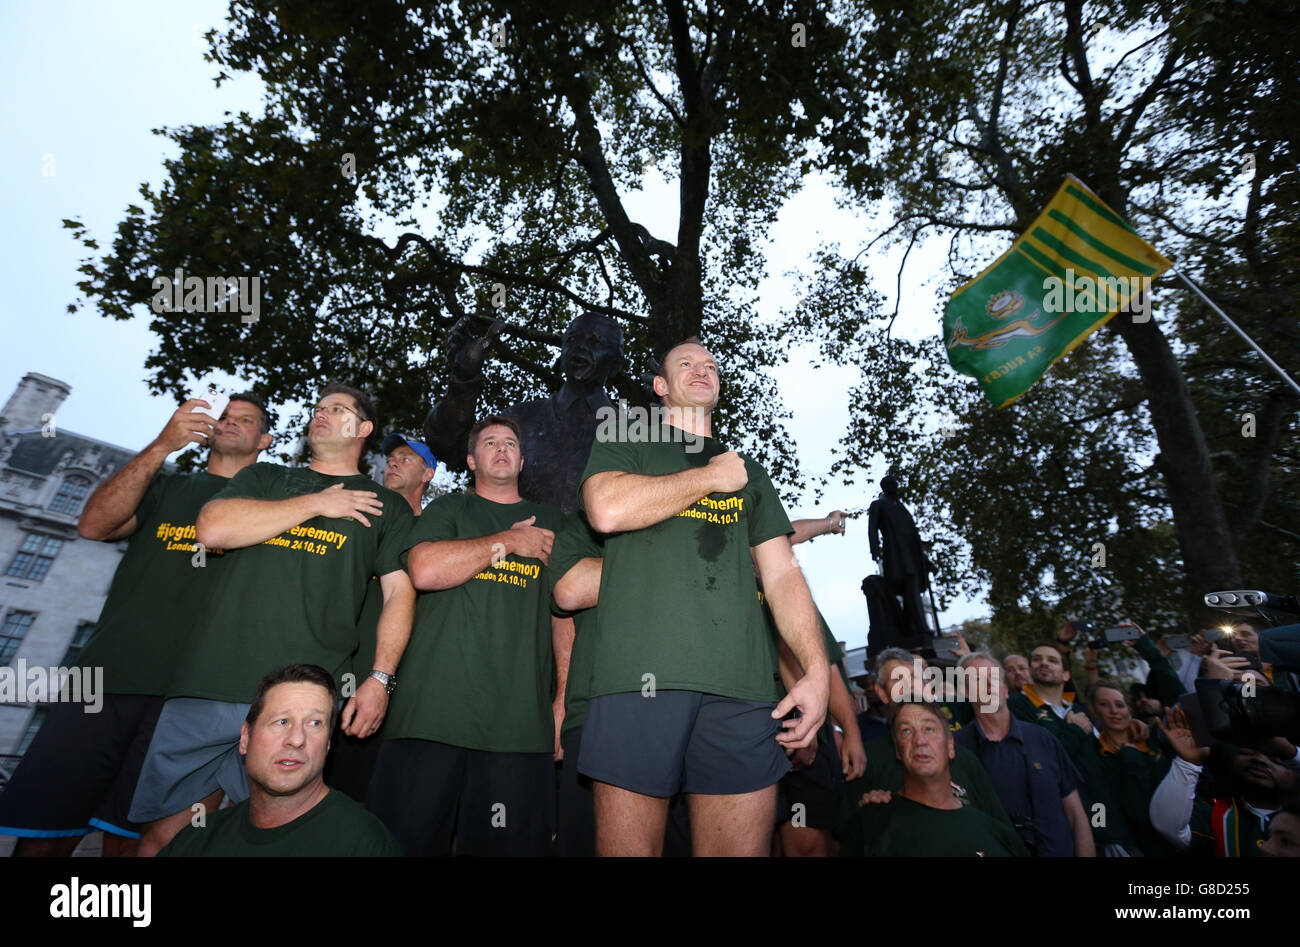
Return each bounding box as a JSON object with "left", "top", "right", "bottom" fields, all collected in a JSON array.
[{"left": 368, "top": 669, "right": 397, "bottom": 695}]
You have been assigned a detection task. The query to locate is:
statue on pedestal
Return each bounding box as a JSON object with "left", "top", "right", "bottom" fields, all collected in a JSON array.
[{"left": 423, "top": 311, "right": 624, "bottom": 512}]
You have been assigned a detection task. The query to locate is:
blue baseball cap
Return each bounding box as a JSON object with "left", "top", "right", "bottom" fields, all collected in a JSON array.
[{"left": 381, "top": 433, "right": 437, "bottom": 470}]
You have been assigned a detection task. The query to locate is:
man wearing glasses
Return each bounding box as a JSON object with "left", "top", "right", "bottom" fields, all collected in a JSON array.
[{"left": 128, "top": 383, "right": 417, "bottom": 856}]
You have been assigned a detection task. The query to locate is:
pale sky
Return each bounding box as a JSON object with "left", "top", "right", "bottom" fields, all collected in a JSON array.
[{"left": 0, "top": 0, "right": 987, "bottom": 649}]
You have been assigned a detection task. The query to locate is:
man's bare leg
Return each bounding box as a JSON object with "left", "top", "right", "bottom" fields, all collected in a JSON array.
[
  {"left": 12, "top": 835, "right": 80, "bottom": 857},
  {"left": 688, "top": 785, "right": 777, "bottom": 857},
  {"left": 101, "top": 833, "right": 141, "bottom": 857},
  {"left": 135, "top": 788, "right": 224, "bottom": 857},
  {"left": 593, "top": 782, "right": 670, "bottom": 856},
  {"left": 777, "top": 822, "right": 829, "bottom": 857}
]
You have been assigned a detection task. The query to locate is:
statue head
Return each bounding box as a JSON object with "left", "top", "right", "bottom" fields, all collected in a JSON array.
[
  {"left": 561, "top": 311, "right": 623, "bottom": 389},
  {"left": 881, "top": 475, "right": 899, "bottom": 497}
]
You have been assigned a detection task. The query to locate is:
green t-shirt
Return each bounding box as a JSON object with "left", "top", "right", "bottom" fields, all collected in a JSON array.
[
  {"left": 77, "top": 471, "right": 231, "bottom": 696},
  {"left": 839, "top": 730, "right": 1013, "bottom": 832},
  {"left": 350, "top": 576, "right": 383, "bottom": 690},
  {"left": 578, "top": 431, "right": 791, "bottom": 701},
  {"left": 549, "top": 513, "right": 603, "bottom": 737},
  {"left": 383, "top": 493, "right": 565, "bottom": 753},
  {"left": 168, "top": 463, "right": 414, "bottom": 703},
  {"left": 843, "top": 795, "right": 1028, "bottom": 857},
  {"left": 158, "top": 789, "right": 402, "bottom": 857}
]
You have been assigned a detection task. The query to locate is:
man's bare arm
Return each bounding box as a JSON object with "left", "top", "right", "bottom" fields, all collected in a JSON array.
[
  {"left": 340, "top": 570, "right": 415, "bottom": 738},
  {"left": 754, "top": 535, "right": 829, "bottom": 749},
  {"left": 406, "top": 516, "right": 554, "bottom": 591},
  {"left": 79, "top": 399, "right": 217, "bottom": 542},
  {"left": 582, "top": 451, "right": 747, "bottom": 534},
  {"left": 789, "top": 511, "right": 846, "bottom": 546},
  {"left": 828, "top": 665, "right": 868, "bottom": 780},
  {"left": 196, "top": 484, "right": 384, "bottom": 550},
  {"left": 554, "top": 557, "right": 602, "bottom": 612},
  {"left": 551, "top": 614, "right": 575, "bottom": 760}
]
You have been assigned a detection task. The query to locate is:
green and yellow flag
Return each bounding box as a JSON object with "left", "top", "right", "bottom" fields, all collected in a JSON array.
[{"left": 943, "top": 175, "right": 1171, "bottom": 407}]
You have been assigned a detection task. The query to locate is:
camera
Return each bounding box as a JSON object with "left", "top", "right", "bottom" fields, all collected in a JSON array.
[{"left": 1183, "top": 679, "right": 1300, "bottom": 745}]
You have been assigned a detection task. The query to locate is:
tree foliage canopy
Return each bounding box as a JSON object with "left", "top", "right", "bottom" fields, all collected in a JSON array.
[
  {"left": 790, "top": 0, "right": 1299, "bottom": 636},
  {"left": 67, "top": 0, "right": 857, "bottom": 496}
]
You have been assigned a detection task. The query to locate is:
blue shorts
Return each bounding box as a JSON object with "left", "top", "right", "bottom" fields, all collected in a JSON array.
[
  {"left": 127, "top": 698, "right": 251, "bottom": 824},
  {"left": 577, "top": 690, "right": 790, "bottom": 797}
]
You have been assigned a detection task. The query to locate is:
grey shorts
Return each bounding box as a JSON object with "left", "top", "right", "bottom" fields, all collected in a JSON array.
[
  {"left": 577, "top": 690, "right": 790, "bottom": 797},
  {"left": 127, "top": 698, "right": 251, "bottom": 824}
]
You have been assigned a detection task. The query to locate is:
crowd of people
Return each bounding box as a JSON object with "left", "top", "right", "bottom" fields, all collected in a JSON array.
[{"left": 0, "top": 336, "right": 1296, "bottom": 857}]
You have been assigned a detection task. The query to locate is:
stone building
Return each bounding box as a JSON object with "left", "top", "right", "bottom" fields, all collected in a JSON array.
[{"left": 0, "top": 373, "right": 135, "bottom": 782}]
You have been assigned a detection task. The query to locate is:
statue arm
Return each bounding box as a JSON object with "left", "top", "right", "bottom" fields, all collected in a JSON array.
[{"left": 423, "top": 375, "right": 481, "bottom": 472}]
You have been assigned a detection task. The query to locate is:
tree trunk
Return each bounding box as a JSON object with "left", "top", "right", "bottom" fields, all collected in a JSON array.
[{"left": 1109, "top": 315, "right": 1242, "bottom": 627}]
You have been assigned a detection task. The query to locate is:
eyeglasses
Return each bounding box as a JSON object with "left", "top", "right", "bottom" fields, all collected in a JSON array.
[{"left": 309, "top": 402, "right": 365, "bottom": 422}]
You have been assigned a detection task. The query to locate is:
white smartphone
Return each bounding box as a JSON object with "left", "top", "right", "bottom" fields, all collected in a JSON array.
[{"left": 188, "top": 385, "right": 230, "bottom": 431}]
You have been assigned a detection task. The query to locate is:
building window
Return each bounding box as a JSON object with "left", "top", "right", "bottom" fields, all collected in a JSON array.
[
  {"left": 60, "top": 621, "right": 96, "bottom": 667},
  {"left": 0, "top": 610, "right": 36, "bottom": 665},
  {"left": 48, "top": 476, "right": 91, "bottom": 515},
  {"left": 6, "top": 533, "right": 64, "bottom": 582}
]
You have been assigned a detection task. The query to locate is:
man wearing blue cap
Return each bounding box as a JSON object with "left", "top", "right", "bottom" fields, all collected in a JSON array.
[
  {"left": 328, "top": 433, "right": 437, "bottom": 803},
  {"left": 379, "top": 433, "right": 438, "bottom": 512}
]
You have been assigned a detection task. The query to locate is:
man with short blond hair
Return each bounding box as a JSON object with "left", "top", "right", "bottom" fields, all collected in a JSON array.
[
  {"left": 579, "top": 338, "right": 829, "bottom": 857},
  {"left": 843, "top": 702, "right": 1027, "bottom": 856}
]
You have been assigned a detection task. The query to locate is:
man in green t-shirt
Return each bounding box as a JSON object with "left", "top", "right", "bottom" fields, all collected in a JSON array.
[
  {"left": 160, "top": 664, "right": 401, "bottom": 857},
  {"left": 327, "top": 433, "right": 436, "bottom": 803},
  {"left": 130, "top": 383, "right": 416, "bottom": 856},
  {"left": 839, "top": 647, "right": 1014, "bottom": 836},
  {"left": 368, "top": 416, "right": 564, "bottom": 855},
  {"left": 578, "top": 337, "right": 829, "bottom": 857},
  {"left": 0, "top": 393, "right": 271, "bottom": 857},
  {"left": 842, "top": 702, "right": 1028, "bottom": 857}
]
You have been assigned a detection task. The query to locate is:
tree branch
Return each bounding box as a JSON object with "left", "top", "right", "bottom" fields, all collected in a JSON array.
[
  {"left": 366, "top": 231, "right": 648, "bottom": 325},
  {"left": 1116, "top": 38, "right": 1181, "bottom": 149},
  {"left": 629, "top": 43, "right": 684, "bottom": 126},
  {"left": 1258, "top": 520, "right": 1300, "bottom": 545}
]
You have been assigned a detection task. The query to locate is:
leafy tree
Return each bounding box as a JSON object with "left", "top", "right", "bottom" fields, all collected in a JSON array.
[
  {"left": 66, "top": 0, "right": 857, "bottom": 496},
  {"left": 799, "top": 0, "right": 1299, "bottom": 634}
]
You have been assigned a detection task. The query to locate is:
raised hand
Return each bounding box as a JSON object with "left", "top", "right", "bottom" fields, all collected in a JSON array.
[
  {"left": 1204, "top": 647, "right": 1249, "bottom": 681},
  {"left": 857, "top": 789, "right": 892, "bottom": 807},
  {"left": 508, "top": 515, "right": 555, "bottom": 564},
  {"left": 706, "top": 450, "right": 748, "bottom": 494},
  {"left": 314, "top": 483, "right": 384, "bottom": 527},
  {"left": 1157, "top": 707, "right": 1209, "bottom": 765},
  {"left": 155, "top": 399, "right": 217, "bottom": 452},
  {"left": 447, "top": 316, "right": 504, "bottom": 381}
]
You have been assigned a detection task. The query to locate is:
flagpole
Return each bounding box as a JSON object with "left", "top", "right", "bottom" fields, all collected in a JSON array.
[{"left": 1172, "top": 267, "right": 1300, "bottom": 398}]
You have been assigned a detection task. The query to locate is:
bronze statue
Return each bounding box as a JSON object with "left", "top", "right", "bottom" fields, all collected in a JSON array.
[
  {"left": 424, "top": 312, "right": 624, "bottom": 512},
  {"left": 867, "top": 475, "right": 937, "bottom": 649}
]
